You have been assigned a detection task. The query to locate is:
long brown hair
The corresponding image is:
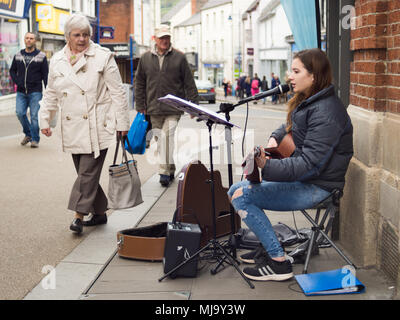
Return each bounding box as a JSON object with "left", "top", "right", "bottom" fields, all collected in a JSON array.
[{"left": 286, "top": 48, "right": 333, "bottom": 131}]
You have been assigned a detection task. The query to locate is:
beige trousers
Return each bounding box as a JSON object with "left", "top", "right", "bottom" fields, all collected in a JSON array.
[{"left": 149, "top": 114, "right": 181, "bottom": 176}]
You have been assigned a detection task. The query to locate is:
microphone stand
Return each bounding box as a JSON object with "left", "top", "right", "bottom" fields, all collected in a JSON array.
[
  {"left": 210, "top": 101, "right": 244, "bottom": 271},
  {"left": 213, "top": 95, "right": 258, "bottom": 268}
]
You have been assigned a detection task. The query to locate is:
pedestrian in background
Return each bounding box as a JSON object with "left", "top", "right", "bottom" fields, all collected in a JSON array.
[
  {"left": 251, "top": 76, "right": 260, "bottom": 96},
  {"left": 271, "top": 72, "right": 277, "bottom": 104},
  {"left": 260, "top": 75, "right": 269, "bottom": 104},
  {"left": 10, "top": 32, "right": 48, "bottom": 148},
  {"left": 222, "top": 78, "right": 229, "bottom": 98},
  {"left": 253, "top": 73, "right": 261, "bottom": 90},
  {"left": 39, "top": 14, "right": 130, "bottom": 234},
  {"left": 244, "top": 76, "right": 252, "bottom": 98},
  {"left": 134, "top": 24, "right": 199, "bottom": 187},
  {"left": 235, "top": 78, "right": 240, "bottom": 99},
  {"left": 239, "top": 74, "right": 246, "bottom": 99},
  {"left": 272, "top": 74, "right": 281, "bottom": 104},
  {"left": 227, "top": 80, "right": 232, "bottom": 96}
]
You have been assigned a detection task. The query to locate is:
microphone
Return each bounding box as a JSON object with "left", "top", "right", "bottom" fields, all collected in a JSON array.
[{"left": 237, "top": 84, "right": 290, "bottom": 105}]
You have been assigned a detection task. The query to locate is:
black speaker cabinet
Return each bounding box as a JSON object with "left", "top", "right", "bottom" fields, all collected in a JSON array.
[{"left": 163, "top": 222, "right": 202, "bottom": 278}]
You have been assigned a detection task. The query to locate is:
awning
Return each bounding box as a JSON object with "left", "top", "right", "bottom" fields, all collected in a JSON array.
[{"left": 281, "top": 0, "right": 321, "bottom": 50}]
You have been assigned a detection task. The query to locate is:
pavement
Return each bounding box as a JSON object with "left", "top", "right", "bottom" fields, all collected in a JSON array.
[{"left": 3, "top": 93, "right": 396, "bottom": 306}]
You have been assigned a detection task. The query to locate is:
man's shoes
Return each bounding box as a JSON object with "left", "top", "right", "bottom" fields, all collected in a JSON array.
[
  {"left": 159, "top": 174, "right": 172, "bottom": 187},
  {"left": 31, "top": 141, "right": 39, "bottom": 148},
  {"left": 82, "top": 214, "right": 108, "bottom": 226},
  {"left": 69, "top": 218, "right": 83, "bottom": 234},
  {"left": 21, "top": 136, "right": 32, "bottom": 146},
  {"left": 242, "top": 256, "right": 293, "bottom": 281}
]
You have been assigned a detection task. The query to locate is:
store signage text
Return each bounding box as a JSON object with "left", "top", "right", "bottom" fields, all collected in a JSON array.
[{"left": 0, "top": 0, "right": 17, "bottom": 13}]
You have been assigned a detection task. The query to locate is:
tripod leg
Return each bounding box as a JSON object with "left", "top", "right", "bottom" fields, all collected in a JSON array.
[
  {"left": 303, "top": 230, "right": 317, "bottom": 274},
  {"left": 214, "top": 241, "right": 255, "bottom": 289},
  {"left": 158, "top": 241, "right": 213, "bottom": 282},
  {"left": 317, "top": 229, "right": 357, "bottom": 269},
  {"left": 211, "top": 256, "right": 228, "bottom": 275},
  {"left": 225, "top": 124, "right": 237, "bottom": 259}
]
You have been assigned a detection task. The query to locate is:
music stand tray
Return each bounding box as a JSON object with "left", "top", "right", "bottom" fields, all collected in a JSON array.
[
  {"left": 157, "top": 95, "right": 254, "bottom": 289},
  {"left": 158, "top": 94, "right": 239, "bottom": 128}
]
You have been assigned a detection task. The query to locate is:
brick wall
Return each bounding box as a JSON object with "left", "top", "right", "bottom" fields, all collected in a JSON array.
[
  {"left": 99, "top": 0, "right": 133, "bottom": 43},
  {"left": 350, "top": 0, "right": 400, "bottom": 113}
]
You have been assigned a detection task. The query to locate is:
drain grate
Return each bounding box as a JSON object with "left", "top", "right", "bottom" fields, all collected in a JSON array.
[{"left": 379, "top": 221, "right": 400, "bottom": 282}]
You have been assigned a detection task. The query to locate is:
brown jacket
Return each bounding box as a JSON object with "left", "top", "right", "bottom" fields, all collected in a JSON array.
[{"left": 134, "top": 47, "right": 199, "bottom": 115}]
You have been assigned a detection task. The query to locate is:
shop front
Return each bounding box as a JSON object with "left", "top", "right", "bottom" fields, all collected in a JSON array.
[
  {"left": 203, "top": 63, "right": 224, "bottom": 87},
  {"left": 35, "top": 3, "right": 70, "bottom": 59},
  {"left": 101, "top": 43, "right": 136, "bottom": 108},
  {"left": 101, "top": 43, "right": 131, "bottom": 83},
  {"left": 0, "top": 0, "right": 31, "bottom": 114}
]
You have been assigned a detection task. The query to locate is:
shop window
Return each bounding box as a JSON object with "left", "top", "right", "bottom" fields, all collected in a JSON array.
[{"left": 0, "top": 18, "right": 19, "bottom": 96}]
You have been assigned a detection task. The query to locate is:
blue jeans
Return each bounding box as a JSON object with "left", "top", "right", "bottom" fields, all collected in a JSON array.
[
  {"left": 16, "top": 91, "right": 42, "bottom": 143},
  {"left": 228, "top": 180, "right": 330, "bottom": 258}
]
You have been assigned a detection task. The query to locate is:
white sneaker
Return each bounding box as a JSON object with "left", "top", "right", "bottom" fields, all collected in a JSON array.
[{"left": 31, "top": 141, "right": 39, "bottom": 148}]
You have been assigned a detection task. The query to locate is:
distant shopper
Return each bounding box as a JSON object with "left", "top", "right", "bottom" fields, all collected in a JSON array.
[
  {"left": 239, "top": 74, "right": 246, "bottom": 99},
  {"left": 271, "top": 74, "right": 281, "bottom": 104},
  {"left": 10, "top": 32, "right": 48, "bottom": 148},
  {"left": 260, "top": 76, "right": 269, "bottom": 104},
  {"left": 135, "top": 24, "right": 199, "bottom": 187},
  {"left": 222, "top": 78, "right": 229, "bottom": 97},
  {"left": 253, "top": 73, "right": 261, "bottom": 89},
  {"left": 39, "top": 14, "right": 130, "bottom": 234},
  {"left": 244, "top": 76, "right": 252, "bottom": 97},
  {"left": 251, "top": 77, "right": 260, "bottom": 97}
]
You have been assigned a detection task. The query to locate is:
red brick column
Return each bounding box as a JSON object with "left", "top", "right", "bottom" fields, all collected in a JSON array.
[
  {"left": 350, "top": 0, "right": 400, "bottom": 113},
  {"left": 99, "top": 0, "right": 133, "bottom": 43}
]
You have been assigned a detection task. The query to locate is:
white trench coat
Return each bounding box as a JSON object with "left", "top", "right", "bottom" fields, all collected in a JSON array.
[{"left": 39, "top": 41, "right": 130, "bottom": 158}]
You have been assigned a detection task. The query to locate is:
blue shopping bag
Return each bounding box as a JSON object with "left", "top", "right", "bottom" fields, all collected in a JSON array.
[{"left": 125, "top": 112, "right": 148, "bottom": 154}]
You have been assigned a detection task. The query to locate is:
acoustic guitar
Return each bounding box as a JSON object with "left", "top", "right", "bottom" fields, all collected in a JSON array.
[{"left": 242, "top": 132, "right": 295, "bottom": 183}]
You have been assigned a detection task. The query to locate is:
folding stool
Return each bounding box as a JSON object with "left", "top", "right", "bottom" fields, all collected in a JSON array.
[{"left": 289, "top": 189, "right": 357, "bottom": 274}]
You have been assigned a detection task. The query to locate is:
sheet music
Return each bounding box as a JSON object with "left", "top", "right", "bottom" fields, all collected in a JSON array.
[{"left": 158, "top": 94, "right": 238, "bottom": 127}]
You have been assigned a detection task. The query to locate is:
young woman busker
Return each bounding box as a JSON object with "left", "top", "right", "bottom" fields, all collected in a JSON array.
[{"left": 228, "top": 48, "right": 354, "bottom": 281}]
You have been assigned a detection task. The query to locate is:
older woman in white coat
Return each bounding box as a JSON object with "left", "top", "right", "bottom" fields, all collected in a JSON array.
[{"left": 40, "top": 14, "right": 130, "bottom": 234}]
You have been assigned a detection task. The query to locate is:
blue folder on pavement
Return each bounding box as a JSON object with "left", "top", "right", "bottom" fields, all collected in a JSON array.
[{"left": 295, "top": 268, "right": 365, "bottom": 296}]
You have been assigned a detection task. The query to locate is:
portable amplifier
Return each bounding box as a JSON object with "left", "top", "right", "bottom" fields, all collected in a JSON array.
[{"left": 163, "top": 222, "right": 202, "bottom": 278}]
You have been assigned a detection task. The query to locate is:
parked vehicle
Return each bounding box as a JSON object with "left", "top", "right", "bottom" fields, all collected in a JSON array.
[{"left": 195, "top": 79, "right": 216, "bottom": 104}]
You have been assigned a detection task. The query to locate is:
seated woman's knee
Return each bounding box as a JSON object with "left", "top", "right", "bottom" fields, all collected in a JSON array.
[{"left": 231, "top": 187, "right": 243, "bottom": 201}]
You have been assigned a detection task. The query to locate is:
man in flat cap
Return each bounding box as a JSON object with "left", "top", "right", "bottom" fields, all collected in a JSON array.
[{"left": 135, "top": 24, "right": 199, "bottom": 187}]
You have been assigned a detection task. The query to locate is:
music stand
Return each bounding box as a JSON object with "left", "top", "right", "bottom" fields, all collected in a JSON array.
[{"left": 157, "top": 95, "right": 254, "bottom": 289}]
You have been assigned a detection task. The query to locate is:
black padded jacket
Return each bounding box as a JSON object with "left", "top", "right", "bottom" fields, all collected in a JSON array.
[{"left": 262, "top": 85, "right": 354, "bottom": 192}]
